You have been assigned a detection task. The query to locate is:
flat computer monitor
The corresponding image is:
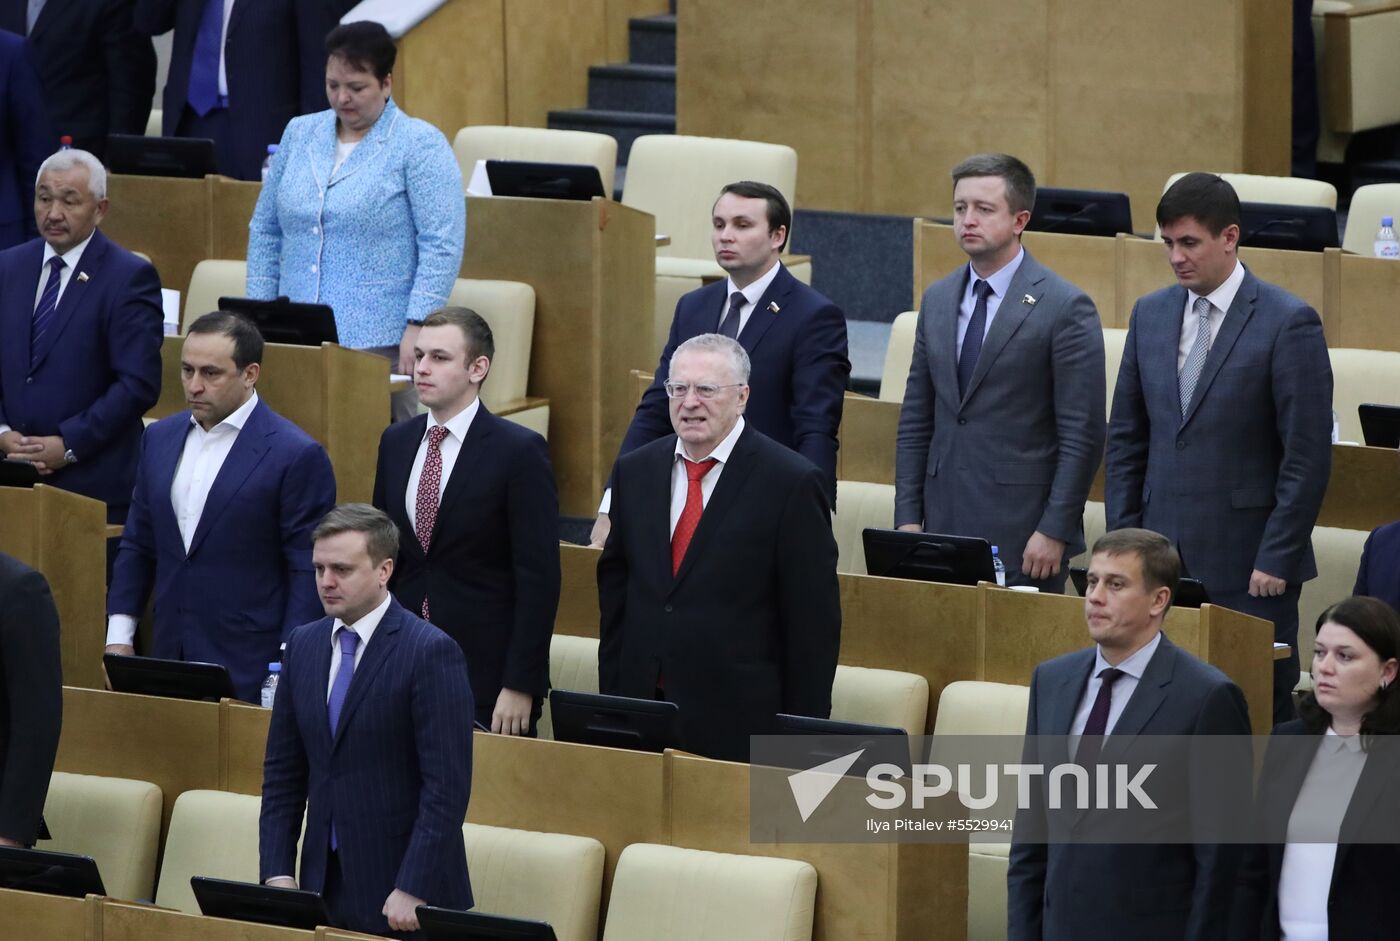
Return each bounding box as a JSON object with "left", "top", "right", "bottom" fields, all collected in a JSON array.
[
  {"left": 861, "top": 528, "right": 996, "bottom": 586},
  {"left": 0, "top": 460, "right": 40, "bottom": 488},
  {"left": 192, "top": 876, "right": 331, "bottom": 930},
  {"left": 548, "top": 690, "right": 681, "bottom": 753},
  {"left": 1069, "top": 566, "right": 1210, "bottom": 609},
  {"left": 418, "top": 905, "right": 559, "bottom": 941},
  {"left": 0, "top": 846, "right": 104, "bottom": 898},
  {"left": 1359, "top": 403, "right": 1400, "bottom": 449},
  {"left": 776, "top": 714, "right": 911, "bottom": 778},
  {"left": 1026, "top": 187, "right": 1134, "bottom": 237},
  {"left": 106, "top": 134, "right": 218, "bottom": 179},
  {"left": 103, "top": 653, "right": 236, "bottom": 702},
  {"left": 485, "top": 160, "right": 605, "bottom": 201},
  {"left": 1237, "top": 201, "right": 1340, "bottom": 252},
  {"left": 216, "top": 296, "right": 338, "bottom": 347}
]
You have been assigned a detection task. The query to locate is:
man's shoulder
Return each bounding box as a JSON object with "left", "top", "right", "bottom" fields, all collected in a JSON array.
[
  {"left": 258, "top": 403, "right": 326, "bottom": 454},
  {"left": 1245, "top": 271, "right": 1310, "bottom": 313},
  {"left": 480, "top": 406, "right": 547, "bottom": 451},
  {"left": 918, "top": 266, "right": 967, "bottom": 308},
  {"left": 617, "top": 433, "right": 676, "bottom": 472},
  {"left": 1156, "top": 639, "right": 1238, "bottom": 698},
  {"left": 286, "top": 616, "right": 332, "bottom": 652},
  {"left": 1036, "top": 646, "right": 1095, "bottom": 681},
  {"left": 1367, "top": 519, "right": 1400, "bottom": 555},
  {"left": 744, "top": 424, "right": 818, "bottom": 477}
]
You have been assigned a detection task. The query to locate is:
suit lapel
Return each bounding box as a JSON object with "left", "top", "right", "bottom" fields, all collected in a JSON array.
[
  {"left": 151, "top": 417, "right": 193, "bottom": 542},
  {"left": 329, "top": 101, "right": 399, "bottom": 187},
  {"left": 30, "top": 231, "right": 110, "bottom": 373},
  {"left": 670, "top": 426, "right": 759, "bottom": 592},
  {"left": 1332, "top": 737, "right": 1400, "bottom": 876},
  {"left": 1181, "top": 272, "right": 1257, "bottom": 426},
  {"left": 961, "top": 254, "right": 1045, "bottom": 405},
  {"left": 27, "top": 0, "right": 56, "bottom": 40},
  {"left": 226, "top": 0, "right": 249, "bottom": 37},
  {"left": 186, "top": 400, "right": 271, "bottom": 558},
  {"left": 433, "top": 404, "right": 494, "bottom": 546},
  {"left": 386, "top": 415, "right": 428, "bottom": 562},
  {"left": 642, "top": 441, "right": 675, "bottom": 585},
  {"left": 332, "top": 602, "right": 404, "bottom": 749},
  {"left": 305, "top": 620, "right": 336, "bottom": 752},
  {"left": 308, "top": 112, "right": 339, "bottom": 192},
  {"left": 1154, "top": 287, "right": 1189, "bottom": 419},
  {"left": 933, "top": 269, "right": 968, "bottom": 407},
  {"left": 736, "top": 265, "right": 792, "bottom": 353},
  {"left": 0, "top": 240, "right": 43, "bottom": 376}
]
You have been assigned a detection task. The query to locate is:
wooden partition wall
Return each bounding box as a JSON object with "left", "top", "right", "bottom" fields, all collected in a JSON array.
[{"left": 0, "top": 486, "right": 106, "bottom": 690}]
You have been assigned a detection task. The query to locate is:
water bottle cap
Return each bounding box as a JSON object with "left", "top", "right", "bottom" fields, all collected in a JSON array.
[
  {"left": 268, "top": 663, "right": 281, "bottom": 672},
  {"left": 267, "top": 144, "right": 279, "bottom": 155},
  {"left": 1383, "top": 216, "right": 1395, "bottom": 227},
  {"left": 59, "top": 135, "right": 72, "bottom": 145},
  {"left": 991, "top": 545, "right": 1000, "bottom": 555}
]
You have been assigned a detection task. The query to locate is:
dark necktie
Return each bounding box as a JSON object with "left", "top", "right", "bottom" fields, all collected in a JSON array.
[
  {"left": 187, "top": 0, "right": 225, "bottom": 116},
  {"left": 671, "top": 457, "right": 718, "bottom": 576},
  {"left": 717, "top": 291, "right": 745, "bottom": 339},
  {"left": 1076, "top": 667, "right": 1124, "bottom": 766},
  {"left": 30, "top": 256, "right": 65, "bottom": 369},
  {"left": 957, "top": 279, "right": 992, "bottom": 397},
  {"left": 327, "top": 626, "right": 361, "bottom": 849},
  {"left": 414, "top": 425, "right": 449, "bottom": 618}
]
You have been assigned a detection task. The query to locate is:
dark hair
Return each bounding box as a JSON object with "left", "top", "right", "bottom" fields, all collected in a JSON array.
[
  {"left": 1297, "top": 596, "right": 1400, "bottom": 741},
  {"left": 325, "top": 21, "right": 397, "bottom": 80},
  {"left": 312, "top": 503, "right": 400, "bottom": 565},
  {"left": 1155, "top": 172, "right": 1241, "bottom": 235},
  {"left": 1091, "top": 528, "right": 1181, "bottom": 601},
  {"left": 187, "top": 311, "right": 264, "bottom": 370},
  {"left": 716, "top": 181, "right": 791, "bottom": 251},
  {"left": 951, "top": 153, "right": 1037, "bottom": 216},
  {"left": 421, "top": 306, "right": 494, "bottom": 368}
]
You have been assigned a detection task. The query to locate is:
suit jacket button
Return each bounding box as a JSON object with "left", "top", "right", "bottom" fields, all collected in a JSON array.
[
  {"left": 26, "top": 377, "right": 33, "bottom": 384},
  {"left": 664, "top": 604, "right": 673, "bottom": 613},
  {"left": 958, "top": 418, "right": 967, "bottom": 425},
  {"left": 1176, "top": 440, "right": 1186, "bottom": 450}
]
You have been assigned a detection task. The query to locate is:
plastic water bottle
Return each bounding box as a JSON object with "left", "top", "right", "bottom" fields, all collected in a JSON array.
[
  {"left": 1374, "top": 216, "right": 1399, "bottom": 258},
  {"left": 992, "top": 545, "right": 1007, "bottom": 587},
  {"left": 261, "top": 144, "right": 279, "bottom": 182},
  {"left": 58, "top": 135, "right": 72, "bottom": 151},
  {"left": 260, "top": 662, "right": 281, "bottom": 709}
]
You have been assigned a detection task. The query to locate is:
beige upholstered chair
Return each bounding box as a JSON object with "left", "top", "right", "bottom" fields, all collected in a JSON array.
[
  {"left": 1342, "top": 183, "right": 1400, "bottom": 255},
  {"left": 1328, "top": 347, "right": 1400, "bottom": 443},
  {"left": 463, "top": 823, "right": 606, "bottom": 941},
  {"left": 1297, "top": 525, "right": 1371, "bottom": 692},
  {"left": 878, "top": 310, "right": 919, "bottom": 402},
  {"left": 1161, "top": 172, "right": 1337, "bottom": 209},
  {"left": 538, "top": 633, "right": 601, "bottom": 740},
  {"left": 832, "top": 480, "right": 895, "bottom": 575},
  {"left": 1067, "top": 501, "right": 1108, "bottom": 580},
  {"left": 1102, "top": 327, "right": 1128, "bottom": 420},
  {"left": 1312, "top": 2, "right": 1400, "bottom": 164},
  {"left": 602, "top": 843, "right": 817, "bottom": 941},
  {"left": 183, "top": 259, "right": 247, "bottom": 332},
  {"left": 38, "top": 772, "right": 162, "bottom": 901},
  {"left": 154, "top": 789, "right": 264, "bottom": 913},
  {"left": 453, "top": 125, "right": 618, "bottom": 197},
  {"left": 830, "top": 664, "right": 929, "bottom": 736},
  {"left": 444, "top": 278, "right": 548, "bottom": 438}
]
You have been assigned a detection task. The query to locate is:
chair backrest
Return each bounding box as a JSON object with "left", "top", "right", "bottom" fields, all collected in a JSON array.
[
  {"left": 932, "top": 681, "right": 1030, "bottom": 736},
  {"left": 453, "top": 125, "right": 618, "bottom": 197},
  {"left": 184, "top": 259, "right": 248, "bottom": 332},
  {"left": 1103, "top": 327, "right": 1128, "bottom": 420},
  {"left": 832, "top": 480, "right": 896, "bottom": 574},
  {"left": 601, "top": 843, "right": 817, "bottom": 941},
  {"left": 1161, "top": 172, "right": 1337, "bottom": 209},
  {"left": 1329, "top": 347, "right": 1400, "bottom": 443},
  {"left": 1067, "top": 501, "right": 1108, "bottom": 577},
  {"left": 878, "top": 310, "right": 919, "bottom": 402},
  {"left": 621, "top": 135, "right": 798, "bottom": 261},
  {"left": 1298, "top": 525, "right": 1370, "bottom": 676},
  {"left": 445, "top": 279, "right": 537, "bottom": 408},
  {"left": 538, "top": 633, "right": 601, "bottom": 740},
  {"left": 1342, "top": 184, "right": 1400, "bottom": 255},
  {"left": 462, "top": 822, "right": 606, "bottom": 941},
  {"left": 830, "top": 664, "right": 930, "bottom": 736},
  {"left": 39, "top": 772, "right": 162, "bottom": 901},
  {"left": 154, "top": 789, "right": 263, "bottom": 913}
]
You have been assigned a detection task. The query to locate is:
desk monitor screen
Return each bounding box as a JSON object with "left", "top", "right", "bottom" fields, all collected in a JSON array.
[
  {"left": 0, "top": 846, "right": 104, "bottom": 898},
  {"left": 192, "top": 876, "right": 331, "bottom": 930},
  {"left": 418, "top": 905, "right": 559, "bottom": 940},
  {"left": 1069, "top": 566, "right": 1209, "bottom": 609},
  {"left": 216, "top": 296, "right": 338, "bottom": 347},
  {"left": 106, "top": 133, "right": 217, "bottom": 178},
  {"left": 103, "top": 653, "right": 236, "bottom": 702},
  {"left": 485, "top": 160, "right": 605, "bottom": 201},
  {"left": 1237, "top": 201, "right": 1340, "bottom": 252},
  {"left": 861, "top": 528, "right": 996, "bottom": 586},
  {"left": 548, "top": 690, "right": 681, "bottom": 753},
  {"left": 776, "top": 714, "right": 910, "bottom": 778},
  {"left": 1026, "top": 187, "right": 1133, "bottom": 237},
  {"left": 0, "top": 459, "right": 40, "bottom": 488},
  {"left": 1359, "top": 403, "right": 1400, "bottom": 449}
]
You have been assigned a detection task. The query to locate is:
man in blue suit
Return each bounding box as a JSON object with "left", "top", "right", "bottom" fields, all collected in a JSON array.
[
  {"left": 105, "top": 312, "right": 335, "bottom": 702},
  {"left": 261, "top": 504, "right": 473, "bottom": 939},
  {"left": 0, "top": 149, "right": 162, "bottom": 524},
  {"left": 1106, "top": 172, "right": 1333, "bottom": 725},
  {"left": 1355, "top": 509, "right": 1400, "bottom": 614},
  {"left": 592, "top": 180, "right": 849, "bottom": 545},
  {"left": 0, "top": 29, "right": 50, "bottom": 250}
]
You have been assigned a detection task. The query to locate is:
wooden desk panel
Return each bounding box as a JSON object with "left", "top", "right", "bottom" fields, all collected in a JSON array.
[
  {"left": 223, "top": 701, "right": 273, "bottom": 796},
  {"left": 103, "top": 175, "right": 210, "bottom": 298},
  {"left": 1319, "top": 444, "right": 1400, "bottom": 531},
  {"left": 101, "top": 900, "right": 316, "bottom": 941},
  {"left": 557, "top": 544, "right": 601, "bottom": 639},
  {"left": 0, "top": 888, "right": 95, "bottom": 941},
  {"left": 1335, "top": 252, "right": 1400, "bottom": 352}
]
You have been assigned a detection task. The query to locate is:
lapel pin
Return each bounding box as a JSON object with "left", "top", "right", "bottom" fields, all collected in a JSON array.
[
  {"left": 1022, "top": 293, "right": 1036, "bottom": 306},
  {"left": 77, "top": 272, "right": 89, "bottom": 283},
  {"left": 768, "top": 301, "right": 780, "bottom": 313}
]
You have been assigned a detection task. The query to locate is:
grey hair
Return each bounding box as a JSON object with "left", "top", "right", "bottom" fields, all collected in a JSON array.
[
  {"left": 671, "top": 333, "right": 751, "bottom": 384},
  {"left": 36, "top": 149, "right": 107, "bottom": 200}
]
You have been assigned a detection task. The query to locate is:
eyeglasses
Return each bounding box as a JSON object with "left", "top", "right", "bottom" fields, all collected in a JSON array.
[{"left": 663, "top": 381, "right": 744, "bottom": 400}]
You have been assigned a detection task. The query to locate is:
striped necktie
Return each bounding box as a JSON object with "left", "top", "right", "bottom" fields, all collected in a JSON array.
[
  {"left": 30, "top": 256, "right": 65, "bottom": 369},
  {"left": 1178, "top": 296, "right": 1213, "bottom": 419}
]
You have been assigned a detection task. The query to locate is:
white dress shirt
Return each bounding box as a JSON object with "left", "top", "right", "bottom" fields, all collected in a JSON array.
[
  {"left": 331, "top": 138, "right": 359, "bottom": 176},
  {"left": 105, "top": 392, "right": 260, "bottom": 645},
  {"left": 1176, "top": 260, "right": 1245, "bottom": 373},
  {"left": 326, "top": 591, "right": 391, "bottom": 700},
  {"left": 719, "top": 260, "right": 783, "bottom": 337},
  {"left": 405, "top": 398, "right": 479, "bottom": 531},
  {"left": 668, "top": 416, "right": 745, "bottom": 536},
  {"left": 1068, "top": 631, "right": 1162, "bottom": 758},
  {"left": 216, "top": 0, "right": 235, "bottom": 98},
  {"left": 956, "top": 247, "right": 1024, "bottom": 350}
]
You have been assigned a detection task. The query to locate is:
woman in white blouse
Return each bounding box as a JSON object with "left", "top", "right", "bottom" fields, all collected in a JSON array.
[{"left": 1234, "top": 596, "right": 1400, "bottom": 939}]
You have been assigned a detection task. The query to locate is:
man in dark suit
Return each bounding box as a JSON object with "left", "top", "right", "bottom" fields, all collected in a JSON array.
[
  {"left": 895, "top": 153, "right": 1105, "bottom": 593},
  {"left": 591, "top": 180, "right": 849, "bottom": 545},
  {"left": 1007, "top": 528, "right": 1253, "bottom": 941},
  {"left": 0, "top": 552, "right": 62, "bottom": 848},
  {"left": 261, "top": 504, "right": 473, "bottom": 939},
  {"left": 1354, "top": 462, "right": 1400, "bottom": 611},
  {"left": 1105, "top": 172, "right": 1333, "bottom": 724},
  {"left": 106, "top": 312, "right": 335, "bottom": 701},
  {"left": 0, "top": 29, "right": 50, "bottom": 250},
  {"left": 0, "top": 149, "right": 163, "bottom": 524},
  {"left": 372, "top": 307, "right": 558, "bottom": 735},
  {"left": 0, "top": 1, "right": 155, "bottom": 158},
  {"left": 597, "top": 333, "right": 841, "bottom": 763},
  {"left": 135, "top": 0, "right": 357, "bottom": 180}
]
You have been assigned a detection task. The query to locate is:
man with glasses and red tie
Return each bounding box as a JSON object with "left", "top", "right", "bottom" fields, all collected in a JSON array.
[{"left": 597, "top": 333, "right": 841, "bottom": 763}]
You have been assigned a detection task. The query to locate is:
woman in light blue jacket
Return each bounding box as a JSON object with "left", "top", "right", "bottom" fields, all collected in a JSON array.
[{"left": 247, "top": 21, "right": 464, "bottom": 418}]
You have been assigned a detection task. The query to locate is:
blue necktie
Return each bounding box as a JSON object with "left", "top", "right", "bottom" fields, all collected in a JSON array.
[
  {"left": 327, "top": 626, "right": 361, "bottom": 850},
  {"left": 187, "top": 0, "right": 225, "bottom": 116},
  {"left": 717, "top": 291, "right": 745, "bottom": 339},
  {"left": 957, "top": 279, "right": 992, "bottom": 397},
  {"left": 30, "top": 256, "right": 65, "bottom": 369}
]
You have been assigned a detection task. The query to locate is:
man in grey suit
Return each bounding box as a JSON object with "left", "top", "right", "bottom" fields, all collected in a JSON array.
[
  {"left": 896, "top": 153, "right": 1105, "bottom": 592},
  {"left": 1008, "top": 528, "right": 1252, "bottom": 941},
  {"left": 1105, "top": 172, "right": 1332, "bottom": 724}
]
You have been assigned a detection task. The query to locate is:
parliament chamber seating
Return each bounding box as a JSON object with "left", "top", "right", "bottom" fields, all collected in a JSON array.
[
  {"left": 832, "top": 479, "right": 895, "bottom": 574},
  {"left": 1298, "top": 525, "right": 1371, "bottom": 691},
  {"left": 444, "top": 277, "right": 549, "bottom": 437},
  {"left": 38, "top": 772, "right": 162, "bottom": 902},
  {"left": 183, "top": 259, "right": 247, "bottom": 332},
  {"left": 1311, "top": 1, "right": 1400, "bottom": 165},
  {"left": 1341, "top": 183, "right": 1400, "bottom": 254},
  {"left": 461, "top": 822, "right": 606, "bottom": 941},
  {"left": 153, "top": 789, "right": 263, "bottom": 914},
  {"left": 452, "top": 124, "right": 619, "bottom": 196},
  {"left": 878, "top": 310, "right": 919, "bottom": 401},
  {"left": 1160, "top": 171, "right": 1338, "bottom": 210},
  {"left": 538, "top": 633, "right": 602, "bottom": 740},
  {"left": 830, "top": 664, "right": 930, "bottom": 737},
  {"left": 1328, "top": 346, "right": 1400, "bottom": 442}
]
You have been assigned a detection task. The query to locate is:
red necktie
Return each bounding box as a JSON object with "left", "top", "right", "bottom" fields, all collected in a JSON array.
[
  {"left": 671, "top": 457, "right": 718, "bottom": 576},
  {"left": 415, "top": 425, "right": 449, "bottom": 618}
]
